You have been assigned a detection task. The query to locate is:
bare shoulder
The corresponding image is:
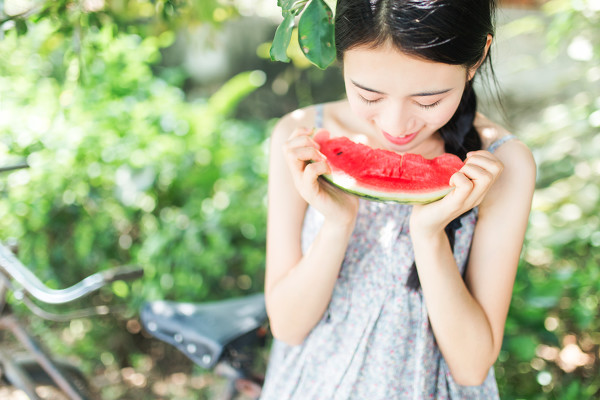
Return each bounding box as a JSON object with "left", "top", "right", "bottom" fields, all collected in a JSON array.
[
  {"left": 272, "top": 100, "right": 353, "bottom": 141},
  {"left": 474, "top": 112, "right": 511, "bottom": 147},
  {"left": 476, "top": 113, "right": 536, "bottom": 211},
  {"left": 272, "top": 104, "right": 318, "bottom": 141},
  {"left": 475, "top": 112, "right": 535, "bottom": 167}
]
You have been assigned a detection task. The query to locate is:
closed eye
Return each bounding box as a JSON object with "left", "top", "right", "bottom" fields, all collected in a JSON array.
[
  {"left": 358, "top": 94, "right": 382, "bottom": 105},
  {"left": 416, "top": 100, "right": 441, "bottom": 110}
]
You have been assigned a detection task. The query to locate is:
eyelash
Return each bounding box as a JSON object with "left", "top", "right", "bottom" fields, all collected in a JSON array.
[
  {"left": 358, "top": 94, "right": 441, "bottom": 110},
  {"left": 417, "top": 100, "right": 441, "bottom": 110},
  {"left": 358, "top": 95, "right": 381, "bottom": 105}
]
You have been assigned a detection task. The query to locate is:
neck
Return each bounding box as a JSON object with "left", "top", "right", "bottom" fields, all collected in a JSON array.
[{"left": 410, "top": 132, "right": 446, "bottom": 159}]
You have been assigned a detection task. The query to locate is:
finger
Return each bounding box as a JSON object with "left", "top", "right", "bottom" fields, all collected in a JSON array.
[
  {"left": 285, "top": 150, "right": 324, "bottom": 189},
  {"left": 464, "top": 153, "right": 503, "bottom": 176},
  {"left": 286, "top": 146, "right": 327, "bottom": 161},
  {"left": 447, "top": 174, "right": 489, "bottom": 212},
  {"left": 460, "top": 163, "right": 494, "bottom": 184},
  {"left": 284, "top": 134, "right": 325, "bottom": 161},
  {"left": 302, "top": 161, "right": 331, "bottom": 199},
  {"left": 285, "top": 133, "right": 323, "bottom": 153},
  {"left": 446, "top": 171, "right": 474, "bottom": 203},
  {"left": 304, "top": 160, "right": 331, "bottom": 181},
  {"left": 286, "top": 147, "right": 326, "bottom": 171},
  {"left": 465, "top": 153, "right": 502, "bottom": 170},
  {"left": 458, "top": 165, "right": 495, "bottom": 205},
  {"left": 288, "top": 126, "right": 313, "bottom": 140},
  {"left": 466, "top": 149, "right": 494, "bottom": 158}
]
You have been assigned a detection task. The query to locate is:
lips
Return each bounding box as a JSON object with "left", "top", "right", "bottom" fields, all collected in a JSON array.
[{"left": 382, "top": 130, "right": 419, "bottom": 146}]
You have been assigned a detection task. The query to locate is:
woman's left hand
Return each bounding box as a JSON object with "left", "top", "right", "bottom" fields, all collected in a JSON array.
[{"left": 410, "top": 150, "right": 504, "bottom": 236}]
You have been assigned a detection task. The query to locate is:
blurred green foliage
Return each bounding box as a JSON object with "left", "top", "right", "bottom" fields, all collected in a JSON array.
[
  {"left": 0, "top": 0, "right": 598, "bottom": 398},
  {"left": 0, "top": 19, "right": 268, "bottom": 300},
  {"left": 0, "top": 2, "right": 269, "bottom": 397},
  {"left": 495, "top": 1, "right": 600, "bottom": 399}
]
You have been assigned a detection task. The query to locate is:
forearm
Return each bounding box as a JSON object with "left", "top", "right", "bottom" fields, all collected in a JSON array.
[
  {"left": 412, "top": 229, "right": 495, "bottom": 385},
  {"left": 266, "top": 219, "right": 354, "bottom": 345}
]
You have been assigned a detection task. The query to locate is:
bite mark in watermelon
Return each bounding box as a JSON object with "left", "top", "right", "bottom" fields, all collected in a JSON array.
[{"left": 313, "top": 131, "right": 465, "bottom": 204}]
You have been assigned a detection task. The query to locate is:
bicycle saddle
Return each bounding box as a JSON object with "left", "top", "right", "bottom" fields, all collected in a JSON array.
[{"left": 140, "top": 293, "right": 267, "bottom": 369}]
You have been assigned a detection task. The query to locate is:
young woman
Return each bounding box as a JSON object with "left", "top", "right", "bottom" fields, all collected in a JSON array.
[{"left": 261, "top": 0, "right": 536, "bottom": 398}]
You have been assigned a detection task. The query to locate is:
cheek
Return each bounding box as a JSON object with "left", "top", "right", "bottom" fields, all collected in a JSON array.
[
  {"left": 344, "top": 77, "right": 377, "bottom": 120},
  {"left": 427, "top": 96, "right": 463, "bottom": 127},
  {"left": 347, "top": 96, "right": 373, "bottom": 119}
]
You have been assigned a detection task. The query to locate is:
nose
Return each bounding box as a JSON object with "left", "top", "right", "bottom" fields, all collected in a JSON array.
[{"left": 379, "top": 101, "right": 419, "bottom": 136}]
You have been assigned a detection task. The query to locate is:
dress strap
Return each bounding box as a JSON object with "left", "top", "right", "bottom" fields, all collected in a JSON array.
[
  {"left": 314, "top": 104, "right": 325, "bottom": 129},
  {"left": 487, "top": 134, "right": 516, "bottom": 153}
]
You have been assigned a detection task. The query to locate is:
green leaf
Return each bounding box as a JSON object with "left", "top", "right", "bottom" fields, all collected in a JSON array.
[
  {"left": 278, "top": 0, "right": 300, "bottom": 14},
  {"left": 270, "top": 13, "right": 295, "bottom": 63},
  {"left": 15, "top": 19, "right": 28, "bottom": 35},
  {"left": 276, "top": 0, "right": 313, "bottom": 18},
  {"left": 297, "top": 0, "right": 335, "bottom": 69}
]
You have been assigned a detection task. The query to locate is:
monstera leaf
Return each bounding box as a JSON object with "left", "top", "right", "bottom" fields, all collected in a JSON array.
[{"left": 270, "top": 0, "right": 336, "bottom": 69}]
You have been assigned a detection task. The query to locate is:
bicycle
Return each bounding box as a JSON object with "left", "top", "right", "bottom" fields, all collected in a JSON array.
[
  {"left": 0, "top": 239, "right": 144, "bottom": 400},
  {"left": 140, "top": 292, "right": 269, "bottom": 400},
  {"left": 0, "top": 160, "right": 144, "bottom": 400}
]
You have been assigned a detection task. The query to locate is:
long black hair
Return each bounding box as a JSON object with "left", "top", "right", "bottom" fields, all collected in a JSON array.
[{"left": 334, "top": 0, "right": 498, "bottom": 290}]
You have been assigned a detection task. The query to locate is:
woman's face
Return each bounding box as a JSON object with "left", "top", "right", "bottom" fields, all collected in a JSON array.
[{"left": 343, "top": 42, "right": 471, "bottom": 154}]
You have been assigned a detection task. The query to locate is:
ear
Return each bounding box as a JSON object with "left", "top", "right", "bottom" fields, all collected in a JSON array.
[{"left": 467, "top": 34, "right": 493, "bottom": 81}]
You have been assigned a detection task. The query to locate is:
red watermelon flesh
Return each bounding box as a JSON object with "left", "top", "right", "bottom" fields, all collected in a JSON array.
[{"left": 313, "top": 130, "right": 464, "bottom": 204}]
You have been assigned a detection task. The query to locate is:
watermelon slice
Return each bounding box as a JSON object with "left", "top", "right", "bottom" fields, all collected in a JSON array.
[{"left": 313, "top": 131, "right": 464, "bottom": 204}]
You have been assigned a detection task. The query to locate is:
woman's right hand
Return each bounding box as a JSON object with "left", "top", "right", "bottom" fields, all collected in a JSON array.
[{"left": 283, "top": 127, "right": 359, "bottom": 226}]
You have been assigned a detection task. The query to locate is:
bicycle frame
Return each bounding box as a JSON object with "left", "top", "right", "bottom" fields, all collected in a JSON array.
[
  {"left": 0, "top": 241, "right": 143, "bottom": 400},
  {"left": 0, "top": 313, "right": 86, "bottom": 400}
]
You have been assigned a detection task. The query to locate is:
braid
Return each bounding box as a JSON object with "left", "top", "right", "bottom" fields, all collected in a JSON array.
[
  {"left": 405, "top": 82, "right": 481, "bottom": 291},
  {"left": 440, "top": 81, "right": 482, "bottom": 159}
]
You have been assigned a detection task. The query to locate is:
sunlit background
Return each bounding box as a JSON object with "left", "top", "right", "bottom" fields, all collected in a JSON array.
[{"left": 0, "top": 0, "right": 598, "bottom": 399}]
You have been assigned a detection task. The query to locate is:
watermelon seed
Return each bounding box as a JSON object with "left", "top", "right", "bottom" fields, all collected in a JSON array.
[{"left": 336, "top": 151, "right": 343, "bottom": 155}]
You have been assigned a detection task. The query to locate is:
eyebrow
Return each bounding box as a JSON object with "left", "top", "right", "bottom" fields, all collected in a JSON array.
[{"left": 351, "top": 80, "right": 453, "bottom": 97}]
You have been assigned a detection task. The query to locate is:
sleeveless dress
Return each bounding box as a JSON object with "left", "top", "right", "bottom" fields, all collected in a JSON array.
[{"left": 260, "top": 105, "right": 515, "bottom": 400}]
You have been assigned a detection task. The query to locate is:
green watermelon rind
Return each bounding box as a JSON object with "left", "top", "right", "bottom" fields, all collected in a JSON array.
[{"left": 320, "top": 171, "right": 454, "bottom": 205}]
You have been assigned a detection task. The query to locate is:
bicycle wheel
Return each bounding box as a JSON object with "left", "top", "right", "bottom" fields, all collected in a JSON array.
[{"left": 0, "top": 356, "right": 98, "bottom": 400}]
